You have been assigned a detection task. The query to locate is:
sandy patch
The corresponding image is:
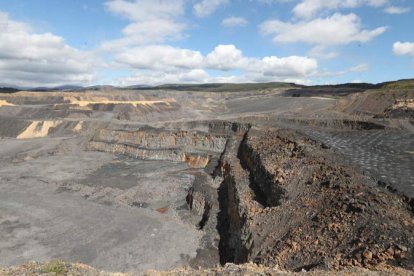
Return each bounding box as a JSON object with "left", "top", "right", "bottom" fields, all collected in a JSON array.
[
  {"left": 63, "top": 96, "right": 176, "bottom": 107},
  {"left": 392, "top": 99, "right": 414, "bottom": 109},
  {"left": 310, "top": 97, "right": 336, "bottom": 101},
  {"left": 17, "top": 121, "right": 62, "bottom": 139},
  {"left": 0, "top": 100, "right": 15, "bottom": 107},
  {"left": 73, "top": 121, "right": 84, "bottom": 133}
]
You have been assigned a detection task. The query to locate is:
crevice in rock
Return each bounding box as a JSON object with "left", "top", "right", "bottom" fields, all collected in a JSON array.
[
  {"left": 237, "top": 131, "right": 286, "bottom": 208},
  {"left": 215, "top": 136, "right": 253, "bottom": 265},
  {"left": 198, "top": 201, "right": 211, "bottom": 230},
  {"left": 217, "top": 167, "right": 232, "bottom": 265}
]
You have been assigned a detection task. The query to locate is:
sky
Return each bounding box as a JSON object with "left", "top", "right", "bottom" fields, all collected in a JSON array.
[{"left": 0, "top": 0, "right": 413, "bottom": 87}]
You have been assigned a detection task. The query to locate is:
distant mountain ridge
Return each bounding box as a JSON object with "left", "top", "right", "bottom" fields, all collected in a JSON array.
[{"left": 0, "top": 78, "right": 413, "bottom": 93}]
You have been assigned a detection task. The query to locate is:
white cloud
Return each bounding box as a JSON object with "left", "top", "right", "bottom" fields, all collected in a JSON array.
[
  {"left": 113, "top": 43, "right": 318, "bottom": 85},
  {"left": 116, "top": 44, "right": 318, "bottom": 77},
  {"left": 0, "top": 12, "right": 98, "bottom": 87},
  {"left": 222, "top": 16, "right": 248, "bottom": 27},
  {"left": 194, "top": 0, "right": 229, "bottom": 17},
  {"left": 293, "top": 0, "right": 389, "bottom": 19},
  {"left": 256, "top": 0, "right": 293, "bottom": 4},
  {"left": 114, "top": 69, "right": 210, "bottom": 86},
  {"left": 308, "top": 46, "right": 339, "bottom": 59},
  {"left": 348, "top": 63, "right": 369, "bottom": 72},
  {"left": 105, "top": 0, "right": 183, "bottom": 21},
  {"left": 260, "top": 56, "right": 318, "bottom": 77},
  {"left": 205, "top": 45, "right": 248, "bottom": 70},
  {"left": 351, "top": 79, "right": 364, "bottom": 83},
  {"left": 204, "top": 45, "right": 318, "bottom": 78},
  {"left": 393, "top": 41, "right": 414, "bottom": 57},
  {"left": 103, "top": 0, "right": 186, "bottom": 50},
  {"left": 115, "top": 45, "right": 203, "bottom": 70},
  {"left": 314, "top": 63, "right": 370, "bottom": 79},
  {"left": 260, "top": 13, "right": 387, "bottom": 46},
  {"left": 112, "top": 69, "right": 315, "bottom": 87},
  {"left": 384, "top": 6, "right": 410, "bottom": 14}
]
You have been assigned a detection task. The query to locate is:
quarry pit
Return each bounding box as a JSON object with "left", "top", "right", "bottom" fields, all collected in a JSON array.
[{"left": 0, "top": 84, "right": 413, "bottom": 275}]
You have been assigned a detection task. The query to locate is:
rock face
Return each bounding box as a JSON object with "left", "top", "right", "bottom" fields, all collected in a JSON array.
[
  {"left": 384, "top": 99, "right": 414, "bottom": 119},
  {"left": 216, "top": 128, "right": 414, "bottom": 271},
  {"left": 92, "top": 128, "right": 228, "bottom": 152},
  {"left": 88, "top": 141, "right": 211, "bottom": 168},
  {"left": 87, "top": 127, "right": 228, "bottom": 169}
]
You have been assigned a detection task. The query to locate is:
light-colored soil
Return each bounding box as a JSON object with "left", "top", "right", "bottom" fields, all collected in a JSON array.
[
  {"left": 63, "top": 96, "right": 176, "bottom": 107},
  {"left": 16, "top": 121, "right": 63, "bottom": 139},
  {"left": 0, "top": 100, "right": 14, "bottom": 106}
]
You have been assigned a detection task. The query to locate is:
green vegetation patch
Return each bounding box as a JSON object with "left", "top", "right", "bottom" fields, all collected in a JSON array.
[
  {"left": 42, "top": 260, "right": 67, "bottom": 275},
  {"left": 380, "top": 79, "right": 414, "bottom": 90}
]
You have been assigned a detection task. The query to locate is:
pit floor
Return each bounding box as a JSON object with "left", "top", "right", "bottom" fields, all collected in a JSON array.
[{"left": 0, "top": 138, "right": 202, "bottom": 273}]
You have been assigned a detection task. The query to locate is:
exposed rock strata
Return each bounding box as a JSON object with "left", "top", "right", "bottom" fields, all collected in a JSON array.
[
  {"left": 87, "top": 128, "right": 229, "bottom": 168},
  {"left": 92, "top": 128, "right": 228, "bottom": 152},
  {"left": 88, "top": 141, "right": 211, "bottom": 168},
  {"left": 384, "top": 99, "right": 414, "bottom": 119}
]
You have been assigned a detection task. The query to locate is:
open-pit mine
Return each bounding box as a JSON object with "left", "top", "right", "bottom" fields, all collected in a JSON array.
[{"left": 0, "top": 81, "right": 413, "bottom": 275}]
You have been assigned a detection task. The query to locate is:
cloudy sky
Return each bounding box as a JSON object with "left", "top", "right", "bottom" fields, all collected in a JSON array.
[{"left": 0, "top": 0, "right": 413, "bottom": 87}]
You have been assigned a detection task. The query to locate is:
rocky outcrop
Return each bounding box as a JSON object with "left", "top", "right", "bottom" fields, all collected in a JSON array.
[
  {"left": 216, "top": 137, "right": 257, "bottom": 264},
  {"left": 88, "top": 141, "right": 211, "bottom": 168},
  {"left": 87, "top": 127, "right": 228, "bottom": 168},
  {"left": 383, "top": 99, "right": 414, "bottom": 119},
  {"left": 92, "top": 128, "right": 228, "bottom": 152}
]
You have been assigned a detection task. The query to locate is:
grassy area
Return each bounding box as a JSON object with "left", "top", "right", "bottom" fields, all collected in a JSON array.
[
  {"left": 370, "top": 79, "right": 414, "bottom": 100},
  {"left": 42, "top": 260, "right": 67, "bottom": 275},
  {"left": 372, "top": 89, "right": 414, "bottom": 100},
  {"left": 380, "top": 79, "right": 414, "bottom": 90}
]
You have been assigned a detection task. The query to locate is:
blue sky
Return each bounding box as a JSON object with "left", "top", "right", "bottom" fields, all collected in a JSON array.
[{"left": 0, "top": 0, "right": 413, "bottom": 87}]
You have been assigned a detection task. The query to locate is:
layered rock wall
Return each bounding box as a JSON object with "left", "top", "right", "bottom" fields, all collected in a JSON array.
[{"left": 88, "top": 127, "right": 229, "bottom": 168}]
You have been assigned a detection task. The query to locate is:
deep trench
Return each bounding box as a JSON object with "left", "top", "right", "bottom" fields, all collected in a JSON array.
[
  {"left": 237, "top": 132, "right": 270, "bottom": 208},
  {"left": 213, "top": 130, "right": 292, "bottom": 266},
  {"left": 214, "top": 132, "right": 269, "bottom": 265},
  {"left": 237, "top": 131, "right": 285, "bottom": 208},
  {"left": 217, "top": 177, "right": 232, "bottom": 264}
]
